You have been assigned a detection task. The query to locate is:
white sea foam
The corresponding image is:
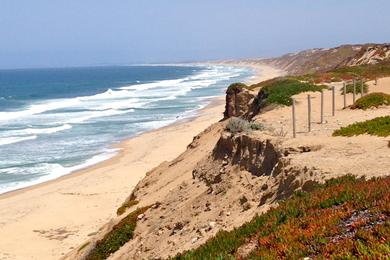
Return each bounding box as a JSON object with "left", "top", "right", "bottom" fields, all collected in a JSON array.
[
  {"left": 1, "top": 124, "right": 72, "bottom": 137},
  {"left": 80, "top": 89, "right": 134, "bottom": 101},
  {"left": 0, "top": 66, "right": 242, "bottom": 124},
  {"left": 0, "top": 92, "right": 138, "bottom": 123},
  {"left": 120, "top": 78, "right": 186, "bottom": 91},
  {"left": 0, "top": 98, "right": 82, "bottom": 122},
  {"left": 0, "top": 135, "right": 37, "bottom": 146},
  {"left": 0, "top": 148, "right": 119, "bottom": 194},
  {"left": 63, "top": 109, "right": 132, "bottom": 124}
]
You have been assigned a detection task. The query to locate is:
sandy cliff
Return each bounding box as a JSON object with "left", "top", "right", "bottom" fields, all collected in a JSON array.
[{"left": 65, "top": 44, "right": 390, "bottom": 259}]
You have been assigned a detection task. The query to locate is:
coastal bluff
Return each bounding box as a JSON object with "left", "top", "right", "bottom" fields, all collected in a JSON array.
[{"left": 65, "top": 43, "right": 390, "bottom": 259}]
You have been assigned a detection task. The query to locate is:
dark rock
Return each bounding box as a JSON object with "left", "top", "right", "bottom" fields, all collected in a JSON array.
[{"left": 224, "top": 84, "right": 255, "bottom": 119}]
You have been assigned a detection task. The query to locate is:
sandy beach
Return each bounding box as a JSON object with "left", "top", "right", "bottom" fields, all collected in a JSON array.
[{"left": 0, "top": 64, "right": 279, "bottom": 260}]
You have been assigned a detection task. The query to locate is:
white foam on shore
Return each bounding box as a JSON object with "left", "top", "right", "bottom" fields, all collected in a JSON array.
[
  {"left": 0, "top": 148, "right": 120, "bottom": 194},
  {"left": 1, "top": 124, "right": 72, "bottom": 137},
  {"left": 0, "top": 135, "right": 37, "bottom": 146}
]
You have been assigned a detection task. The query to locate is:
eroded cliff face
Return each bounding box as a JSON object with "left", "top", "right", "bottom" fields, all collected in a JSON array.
[
  {"left": 345, "top": 44, "right": 390, "bottom": 66},
  {"left": 65, "top": 124, "right": 323, "bottom": 260},
  {"left": 212, "top": 132, "right": 282, "bottom": 177},
  {"left": 193, "top": 131, "right": 320, "bottom": 206}
]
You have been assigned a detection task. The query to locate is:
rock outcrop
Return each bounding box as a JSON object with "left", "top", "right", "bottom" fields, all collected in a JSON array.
[
  {"left": 345, "top": 44, "right": 390, "bottom": 66},
  {"left": 224, "top": 83, "right": 256, "bottom": 119}
]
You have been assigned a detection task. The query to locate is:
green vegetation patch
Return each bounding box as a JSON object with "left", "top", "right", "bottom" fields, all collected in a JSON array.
[
  {"left": 351, "top": 92, "right": 390, "bottom": 110},
  {"left": 86, "top": 206, "right": 150, "bottom": 260},
  {"left": 174, "top": 175, "right": 390, "bottom": 259},
  {"left": 254, "top": 78, "right": 325, "bottom": 106},
  {"left": 116, "top": 193, "right": 139, "bottom": 216},
  {"left": 225, "top": 117, "right": 265, "bottom": 135},
  {"left": 333, "top": 116, "right": 390, "bottom": 137},
  {"left": 341, "top": 82, "right": 368, "bottom": 95},
  {"left": 226, "top": 82, "right": 249, "bottom": 93},
  {"left": 297, "top": 61, "right": 390, "bottom": 84}
]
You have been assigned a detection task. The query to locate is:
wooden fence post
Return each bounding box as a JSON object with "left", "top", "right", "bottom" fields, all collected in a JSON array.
[
  {"left": 292, "top": 98, "right": 296, "bottom": 138},
  {"left": 308, "top": 94, "right": 311, "bottom": 132},
  {"left": 343, "top": 82, "right": 347, "bottom": 108},
  {"left": 320, "top": 89, "right": 324, "bottom": 124},
  {"left": 332, "top": 86, "right": 335, "bottom": 116}
]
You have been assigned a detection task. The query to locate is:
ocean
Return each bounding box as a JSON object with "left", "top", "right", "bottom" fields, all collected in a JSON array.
[{"left": 0, "top": 65, "right": 253, "bottom": 194}]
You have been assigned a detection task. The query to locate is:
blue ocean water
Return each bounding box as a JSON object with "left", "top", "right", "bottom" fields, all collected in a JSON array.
[{"left": 0, "top": 65, "right": 253, "bottom": 193}]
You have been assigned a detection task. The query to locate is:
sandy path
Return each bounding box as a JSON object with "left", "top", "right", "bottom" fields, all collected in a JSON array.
[{"left": 255, "top": 77, "right": 390, "bottom": 179}]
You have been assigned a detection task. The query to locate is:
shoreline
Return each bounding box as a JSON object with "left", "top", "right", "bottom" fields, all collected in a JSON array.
[
  {"left": 0, "top": 97, "right": 223, "bottom": 200},
  {"left": 0, "top": 64, "right": 281, "bottom": 260},
  {"left": 0, "top": 63, "right": 255, "bottom": 197},
  {"left": 0, "top": 96, "right": 228, "bottom": 260},
  {"left": 0, "top": 63, "right": 262, "bottom": 197}
]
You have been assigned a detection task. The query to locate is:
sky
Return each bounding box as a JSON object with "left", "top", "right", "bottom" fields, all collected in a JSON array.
[{"left": 1, "top": 0, "right": 389, "bottom": 69}]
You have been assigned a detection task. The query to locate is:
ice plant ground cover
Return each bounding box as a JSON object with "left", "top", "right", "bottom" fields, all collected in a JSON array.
[{"left": 175, "top": 175, "right": 390, "bottom": 259}]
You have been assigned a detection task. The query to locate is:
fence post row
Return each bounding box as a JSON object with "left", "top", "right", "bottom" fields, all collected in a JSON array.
[{"left": 292, "top": 77, "right": 370, "bottom": 137}]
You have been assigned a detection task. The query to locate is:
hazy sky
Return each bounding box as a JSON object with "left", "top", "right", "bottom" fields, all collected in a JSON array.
[{"left": 1, "top": 0, "right": 389, "bottom": 69}]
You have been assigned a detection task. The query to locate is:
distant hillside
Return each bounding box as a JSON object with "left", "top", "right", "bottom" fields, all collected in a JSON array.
[{"left": 245, "top": 43, "right": 390, "bottom": 75}]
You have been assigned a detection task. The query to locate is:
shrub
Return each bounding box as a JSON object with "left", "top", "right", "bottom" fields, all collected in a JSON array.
[
  {"left": 86, "top": 206, "right": 150, "bottom": 260},
  {"left": 174, "top": 176, "right": 390, "bottom": 259},
  {"left": 117, "top": 192, "right": 139, "bottom": 215},
  {"left": 226, "top": 117, "right": 265, "bottom": 134},
  {"left": 341, "top": 82, "right": 368, "bottom": 95},
  {"left": 117, "top": 200, "right": 139, "bottom": 216},
  {"left": 256, "top": 78, "right": 325, "bottom": 106},
  {"left": 226, "top": 82, "right": 248, "bottom": 93},
  {"left": 333, "top": 116, "right": 390, "bottom": 137},
  {"left": 351, "top": 92, "right": 390, "bottom": 110}
]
